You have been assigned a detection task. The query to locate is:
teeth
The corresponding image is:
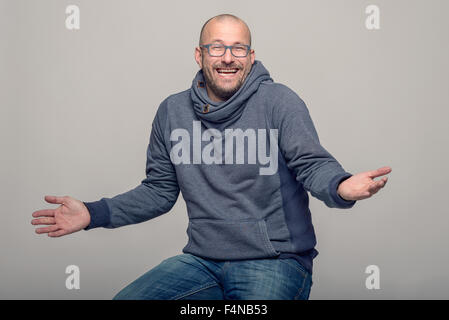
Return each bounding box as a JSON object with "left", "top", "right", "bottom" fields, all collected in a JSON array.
[{"left": 217, "top": 69, "right": 238, "bottom": 74}]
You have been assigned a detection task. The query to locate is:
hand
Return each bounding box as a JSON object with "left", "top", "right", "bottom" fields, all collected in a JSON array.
[
  {"left": 337, "top": 166, "right": 392, "bottom": 201},
  {"left": 31, "top": 195, "right": 91, "bottom": 237}
]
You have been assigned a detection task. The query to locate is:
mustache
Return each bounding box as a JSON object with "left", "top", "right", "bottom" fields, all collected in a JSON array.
[{"left": 213, "top": 64, "right": 242, "bottom": 69}]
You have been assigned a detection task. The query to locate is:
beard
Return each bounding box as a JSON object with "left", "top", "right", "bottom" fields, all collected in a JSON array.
[{"left": 202, "top": 59, "right": 251, "bottom": 101}]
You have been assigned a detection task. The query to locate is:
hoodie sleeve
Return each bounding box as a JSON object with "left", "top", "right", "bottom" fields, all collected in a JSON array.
[
  {"left": 83, "top": 99, "right": 180, "bottom": 229},
  {"left": 273, "top": 84, "right": 356, "bottom": 209}
]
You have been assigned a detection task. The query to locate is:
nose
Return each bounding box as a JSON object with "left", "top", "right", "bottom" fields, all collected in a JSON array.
[{"left": 221, "top": 47, "right": 234, "bottom": 64}]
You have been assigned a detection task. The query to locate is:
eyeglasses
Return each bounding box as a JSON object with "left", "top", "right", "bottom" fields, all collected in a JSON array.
[{"left": 200, "top": 44, "right": 251, "bottom": 58}]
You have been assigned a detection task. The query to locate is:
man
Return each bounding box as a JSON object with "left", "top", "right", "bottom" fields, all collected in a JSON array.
[{"left": 31, "top": 14, "right": 391, "bottom": 300}]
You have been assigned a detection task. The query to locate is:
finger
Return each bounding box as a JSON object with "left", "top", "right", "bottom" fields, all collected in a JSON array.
[
  {"left": 31, "top": 217, "right": 56, "bottom": 225},
  {"left": 368, "top": 166, "right": 392, "bottom": 178},
  {"left": 48, "top": 229, "right": 68, "bottom": 237},
  {"left": 44, "top": 195, "right": 67, "bottom": 205},
  {"left": 367, "top": 185, "right": 377, "bottom": 194},
  {"left": 368, "top": 180, "right": 386, "bottom": 193},
  {"left": 35, "top": 225, "right": 60, "bottom": 234},
  {"left": 32, "top": 209, "right": 55, "bottom": 218}
]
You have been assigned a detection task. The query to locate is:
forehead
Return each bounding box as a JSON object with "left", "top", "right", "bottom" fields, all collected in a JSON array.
[{"left": 202, "top": 19, "right": 250, "bottom": 45}]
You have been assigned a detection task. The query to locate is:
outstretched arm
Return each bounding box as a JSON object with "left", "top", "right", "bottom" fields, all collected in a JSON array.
[
  {"left": 273, "top": 85, "right": 390, "bottom": 208},
  {"left": 31, "top": 99, "right": 180, "bottom": 236}
]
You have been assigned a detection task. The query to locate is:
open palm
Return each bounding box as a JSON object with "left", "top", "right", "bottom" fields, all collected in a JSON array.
[{"left": 31, "top": 195, "right": 91, "bottom": 237}]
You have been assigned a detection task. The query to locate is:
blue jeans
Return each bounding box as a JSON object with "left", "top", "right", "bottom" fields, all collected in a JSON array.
[{"left": 113, "top": 253, "right": 313, "bottom": 300}]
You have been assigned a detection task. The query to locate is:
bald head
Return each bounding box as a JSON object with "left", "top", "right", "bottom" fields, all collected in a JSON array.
[
  {"left": 195, "top": 14, "right": 255, "bottom": 102},
  {"left": 199, "top": 14, "right": 252, "bottom": 46}
]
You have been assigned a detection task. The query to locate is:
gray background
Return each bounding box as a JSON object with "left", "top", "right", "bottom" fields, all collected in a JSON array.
[{"left": 1, "top": 0, "right": 448, "bottom": 299}]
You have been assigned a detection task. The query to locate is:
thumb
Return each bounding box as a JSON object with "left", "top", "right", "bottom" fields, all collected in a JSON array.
[
  {"left": 368, "top": 166, "right": 392, "bottom": 178},
  {"left": 44, "top": 195, "right": 67, "bottom": 205}
]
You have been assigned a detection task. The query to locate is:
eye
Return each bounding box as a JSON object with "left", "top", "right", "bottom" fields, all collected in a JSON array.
[{"left": 233, "top": 46, "right": 247, "bottom": 52}]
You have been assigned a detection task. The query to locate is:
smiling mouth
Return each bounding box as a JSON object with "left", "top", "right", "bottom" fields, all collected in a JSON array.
[{"left": 215, "top": 67, "right": 240, "bottom": 78}]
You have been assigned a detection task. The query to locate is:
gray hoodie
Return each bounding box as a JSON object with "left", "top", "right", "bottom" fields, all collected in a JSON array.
[{"left": 83, "top": 60, "right": 356, "bottom": 274}]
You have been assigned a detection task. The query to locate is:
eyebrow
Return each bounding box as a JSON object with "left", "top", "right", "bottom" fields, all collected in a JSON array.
[{"left": 209, "top": 39, "right": 247, "bottom": 45}]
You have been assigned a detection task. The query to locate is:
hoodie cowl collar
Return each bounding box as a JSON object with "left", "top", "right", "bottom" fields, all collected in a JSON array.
[{"left": 190, "top": 60, "right": 272, "bottom": 129}]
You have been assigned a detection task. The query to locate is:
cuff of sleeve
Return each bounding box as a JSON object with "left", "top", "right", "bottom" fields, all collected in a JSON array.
[
  {"left": 83, "top": 199, "right": 111, "bottom": 230},
  {"left": 329, "top": 173, "right": 357, "bottom": 208}
]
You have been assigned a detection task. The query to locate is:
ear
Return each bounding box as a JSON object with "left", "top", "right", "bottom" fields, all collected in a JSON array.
[
  {"left": 250, "top": 49, "right": 255, "bottom": 65},
  {"left": 195, "top": 47, "right": 203, "bottom": 69}
]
